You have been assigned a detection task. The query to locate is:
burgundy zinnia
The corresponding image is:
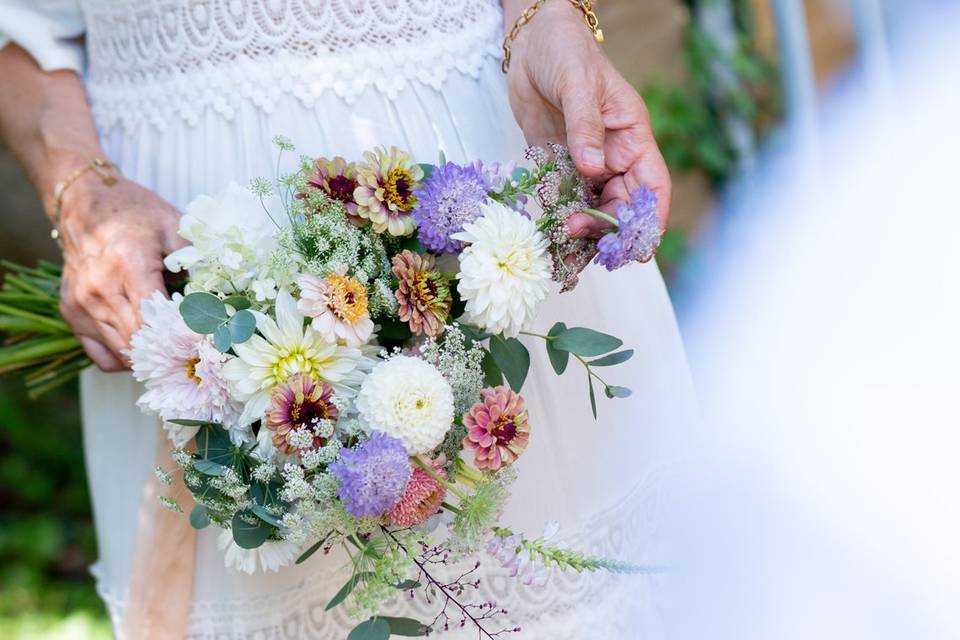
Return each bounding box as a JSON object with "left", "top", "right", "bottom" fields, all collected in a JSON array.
[
  {"left": 301, "top": 156, "right": 359, "bottom": 214},
  {"left": 265, "top": 373, "right": 339, "bottom": 453}
]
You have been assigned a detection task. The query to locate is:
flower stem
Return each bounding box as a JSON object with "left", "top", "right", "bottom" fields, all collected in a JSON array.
[
  {"left": 583, "top": 208, "right": 620, "bottom": 227},
  {"left": 413, "top": 456, "right": 467, "bottom": 501}
]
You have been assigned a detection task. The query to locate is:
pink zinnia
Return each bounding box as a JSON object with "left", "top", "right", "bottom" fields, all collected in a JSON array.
[
  {"left": 463, "top": 386, "right": 530, "bottom": 472},
  {"left": 386, "top": 459, "right": 447, "bottom": 527},
  {"left": 265, "top": 374, "right": 339, "bottom": 454}
]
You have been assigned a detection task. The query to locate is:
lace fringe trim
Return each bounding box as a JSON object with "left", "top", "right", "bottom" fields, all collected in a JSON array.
[{"left": 87, "top": 13, "right": 502, "bottom": 134}]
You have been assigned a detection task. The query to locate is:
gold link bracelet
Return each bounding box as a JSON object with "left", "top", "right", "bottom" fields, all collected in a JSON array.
[
  {"left": 502, "top": 0, "right": 604, "bottom": 73},
  {"left": 50, "top": 158, "right": 119, "bottom": 245}
]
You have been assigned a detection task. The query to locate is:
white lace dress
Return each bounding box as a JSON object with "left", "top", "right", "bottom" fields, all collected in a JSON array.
[{"left": 0, "top": 1, "right": 699, "bottom": 637}]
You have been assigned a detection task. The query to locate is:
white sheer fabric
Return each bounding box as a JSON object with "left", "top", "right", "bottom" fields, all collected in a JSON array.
[{"left": 2, "top": 2, "right": 698, "bottom": 637}]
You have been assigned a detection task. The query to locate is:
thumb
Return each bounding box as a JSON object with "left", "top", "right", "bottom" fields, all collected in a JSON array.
[{"left": 562, "top": 82, "right": 607, "bottom": 176}]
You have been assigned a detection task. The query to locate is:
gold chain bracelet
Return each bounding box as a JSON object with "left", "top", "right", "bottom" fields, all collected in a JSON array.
[
  {"left": 502, "top": 0, "right": 604, "bottom": 73},
  {"left": 50, "top": 158, "right": 119, "bottom": 245}
]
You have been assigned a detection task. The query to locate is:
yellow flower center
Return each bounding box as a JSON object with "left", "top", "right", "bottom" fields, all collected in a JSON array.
[
  {"left": 325, "top": 274, "right": 369, "bottom": 324},
  {"left": 384, "top": 167, "right": 417, "bottom": 212},
  {"left": 497, "top": 247, "right": 535, "bottom": 276},
  {"left": 271, "top": 350, "right": 323, "bottom": 384},
  {"left": 185, "top": 357, "right": 202, "bottom": 385}
]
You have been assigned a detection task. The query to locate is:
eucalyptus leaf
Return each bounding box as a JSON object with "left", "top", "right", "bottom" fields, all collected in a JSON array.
[
  {"left": 180, "top": 292, "right": 228, "bottom": 334},
  {"left": 326, "top": 572, "right": 374, "bottom": 611},
  {"left": 418, "top": 163, "right": 435, "bottom": 182},
  {"left": 168, "top": 418, "right": 219, "bottom": 427},
  {"left": 588, "top": 349, "right": 635, "bottom": 367},
  {"left": 604, "top": 385, "right": 633, "bottom": 399},
  {"left": 489, "top": 335, "right": 530, "bottom": 391},
  {"left": 377, "top": 317, "right": 414, "bottom": 342},
  {"left": 383, "top": 616, "right": 428, "bottom": 636},
  {"left": 189, "top": 505, "right": 210, "bottom": 529},
  {"left": 251, "top": 479, "right": 284, "bottom": 508},
  {"left": 296, "top": 534, "right": 331, "bottom": 565},
  {"left": 223, "top": 295, "right": 251, "bottom": 310},
  {"left": 195, "top": 424, "right": 234, "bottom": 465},
  {"left": 347, "top": 619, "right": 391, "bottom": 640},
  {"left": 480, "top": 349, "right": 503, "bottom": 387},
  {"left": 588, "top": 376, "right": 598, "bottom": 419},
  {"left": 391, "top": 579, "right": 421, "bottom": 590},
  {"left": 227, "top": 309, "right": 257, "bottom": 344},
  {"left": 511, "top": 166, "right": 531, "bottom": 182},
  {"left": 213, "top": 324, "right": 233, "bottom": 353},
  {"left": 459, "top": 323, "right": 492, "bottom": 344},
  {"left": 193, "top": 459, "right": 227, "bottom": 476},
  {"left": 546, "top": 322, "right": 570, "bottom": 375},
  {"left": 231, "top": 512, "right": 271, "bottom": 549},
  {"left": 552, "top": 327, "right": 623, "bottom": 357},
  {"left": 251, "top": 504, "right": 282, "bottom": 527}
]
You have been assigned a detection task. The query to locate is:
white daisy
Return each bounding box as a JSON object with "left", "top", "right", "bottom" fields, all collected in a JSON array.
[
  {"left": 223, "top": 289, "right": 368, "bottom": 430},
  {"left": 356, "top": 355, "right": 455, "bottom": 455},
  {"left": 217, "top": 529, "right": 301, "bottom": 574},
  {"left": 129, "top": 292, "right": 243, "bottom": 445},
  {"left": 451, "top": 200, "right": 552, "bottom": 338}
]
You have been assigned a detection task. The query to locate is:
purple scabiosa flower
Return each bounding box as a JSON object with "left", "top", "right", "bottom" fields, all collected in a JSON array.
[
  {"left": 594, "top": 187, "right": 662, "bottom": 271},
  {"left": 413, "top": 162, "right": 489, "bottom": 254},
  {"left": 329, "top": 431, "right": 411, "bottom": 518}
]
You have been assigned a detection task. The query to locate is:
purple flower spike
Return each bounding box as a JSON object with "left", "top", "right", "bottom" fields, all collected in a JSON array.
[
  {"left": 330, "top": 431, "right": 411, "bottom": 518},
  {"left": 413, "top": 162, "right": 489, "bottom": 254},
  {"left": 594, "top": 187, "right": 661, "bottom": 271}
]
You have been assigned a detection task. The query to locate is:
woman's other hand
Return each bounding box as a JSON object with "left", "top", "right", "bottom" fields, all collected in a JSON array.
[
  {"left": 504, "top": 0, "right": 671, "bottom": 238},
  {"left": 58, "top": 177, "right": 186, "bottom": 371}
]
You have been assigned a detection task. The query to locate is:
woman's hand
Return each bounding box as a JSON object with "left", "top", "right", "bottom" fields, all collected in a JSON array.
[
  {"left": 58, "top": 177, "right": 186, "bottom": 371},
  {"left": 504, "top": 0, "right": 671, "bottom": 238}
]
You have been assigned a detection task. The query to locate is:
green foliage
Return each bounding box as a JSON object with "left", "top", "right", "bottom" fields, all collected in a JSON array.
[
  {"left": 488, "top": 335, "right": 530, "bottom": 392},
  {"left": 348, "top": 618, "right": 391, "bottom": 640},
  {"left": 179, "top": 292, "right": 256, "bottom": 353}
]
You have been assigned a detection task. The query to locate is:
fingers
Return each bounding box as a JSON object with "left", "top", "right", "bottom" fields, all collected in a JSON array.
[
  {"left": 77, "top": 335, "right": 126, "bottom": 372},
  {"left": 560, "top": 74, "right": 607, "bottom": 177}
]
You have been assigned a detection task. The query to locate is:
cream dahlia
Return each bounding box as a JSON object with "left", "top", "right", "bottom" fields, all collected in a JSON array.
[
  {"left": 130, "top": 292, "right": 243, "bottom": 445},
  {"left": 452, "top": 201, "right": 552, "bottom": 338},
  {"left": 353, "top": 146, "right": 423, "bottom": 236},
  {"left": 223, "top": 288, "right": 368, "bottom": 428},
  {"left": 297, "top": 270, "right": 375, "bottom": 347},
  {"left": 463, "top": 386, "right": 530, "bottom": 472},
  {"left": 356, "top": 355, "right": 455, "bottom": 454},
  {"left": 387, "top": 458, "right": 448, "bottom": 527},
  {"left": 391, "top": 250, "right": 452, "bottom": 337}
]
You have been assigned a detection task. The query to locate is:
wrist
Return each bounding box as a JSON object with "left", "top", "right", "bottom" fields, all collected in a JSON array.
[{"left": 502, "top": 0, "right": 604, "bottom": 73}]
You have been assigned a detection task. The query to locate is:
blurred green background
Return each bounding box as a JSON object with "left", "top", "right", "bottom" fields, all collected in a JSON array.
[{"left": 0, "top": 0, "right": 854, "bottom": 637}]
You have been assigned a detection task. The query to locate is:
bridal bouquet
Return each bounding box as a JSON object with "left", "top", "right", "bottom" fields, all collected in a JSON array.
[{"left": 0, "top": 137, "right": 661, "bottom": 638}]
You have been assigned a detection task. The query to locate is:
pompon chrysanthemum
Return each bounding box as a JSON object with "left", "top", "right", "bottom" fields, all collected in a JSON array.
[
  {"left": 354, "top": 146, "right": 423, "bottom": 236},
  {"left": 412, "top": 162, "right": 488, "bottom": 254},
  {"left": 594, "top": 186, "right": 662, "bottom": 271},
  {"left": 391, "top": 250, "right": 452, "bottom": 337},
  {"left": 297, "top": 270, "right": 375, "bottom": 347},
  {"left": 387, "top": 458, "right": 447, "bottom": 527},
  {"left": 218, "top": 529, "right": 301, "bottom": 574},
  {"left": 265, "top": 373, "right": 339, "bottom": 454},
  {"left": 356, "top": 356, "right": 455, "bottom": 455},
  {"left": 329, "top": 432, "right": 411, "bottom": 518},
  {"left": 463, "top": 386, "right": 530, "bottom": 472},
  {"left": 130, "top": 292, "right": 242, "bottom": 445},
  {"left": 301, "top": 156, "right": 359, "bottom": 214},
  {"left": 452, "top": 201, "right": 552, "bottom": 338}
]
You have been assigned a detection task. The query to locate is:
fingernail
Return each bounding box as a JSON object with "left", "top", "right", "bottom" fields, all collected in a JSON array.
[{"left": 581, "top": 147, "right": 604, "bottom": 170}]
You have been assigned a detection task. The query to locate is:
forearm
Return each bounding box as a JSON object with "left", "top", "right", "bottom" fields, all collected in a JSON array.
[{"left": 0, "top": 43, "right": 104, "bottom": 219}]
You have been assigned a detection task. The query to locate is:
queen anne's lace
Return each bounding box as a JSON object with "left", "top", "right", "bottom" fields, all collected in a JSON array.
[{"left": 80, "top": 0, "right": 503, "bottom": 132}]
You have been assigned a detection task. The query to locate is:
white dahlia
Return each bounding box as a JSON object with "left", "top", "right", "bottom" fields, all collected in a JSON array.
[
  {"left": 217, "top": 529, "right": 301, "bottom": 574},
  {"left": 222, "top": 288, "right": 369, "bottom": 431},
  {"left": 451, "top": 201, "right": 552, "bottom": 338},
  {"left": 130, "top": 292, "right": 243, "bottom": 445},
  {"left": 356, "top": 356, "right": 455, "bottom": 455}
]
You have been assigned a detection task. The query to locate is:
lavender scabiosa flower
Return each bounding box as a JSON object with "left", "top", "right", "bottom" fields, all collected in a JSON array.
[
  {"left": 412, "top": 162, "right": 489, "bottom": 254},
  {"left": 594, "top": 186, "right": 661, "bottom": 271},
  {"left": 329, "top": 432, "right": 411, "bottom": 518}
]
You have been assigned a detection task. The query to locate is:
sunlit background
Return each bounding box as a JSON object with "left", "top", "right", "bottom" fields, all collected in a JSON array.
[{"left": 0, "top": 0, "right": 905, "bottom": 637}]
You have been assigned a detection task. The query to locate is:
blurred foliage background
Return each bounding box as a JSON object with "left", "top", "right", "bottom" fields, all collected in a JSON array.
[{"left": 0, "top": 0, "right": 857, "bottom": 637}]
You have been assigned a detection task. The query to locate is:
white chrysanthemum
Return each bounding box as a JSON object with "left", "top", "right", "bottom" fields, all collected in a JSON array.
[
  {"left": 163, "top": 182, "right": 292, "bottom": 294},
  {"left": 217, "top": 529, "right": 301, "bottom": 574},
  {"left": 130, "top": 292, "right": 244, "bottom": 445},
  {"left": 451, "top": 201, "right": 552, "bottom": 338},
  {"left": 356, "top": 355, "right": 455, "bottom": 454},
  {"left": 223, "top": 288, "right": 370, "bottom": 430}
]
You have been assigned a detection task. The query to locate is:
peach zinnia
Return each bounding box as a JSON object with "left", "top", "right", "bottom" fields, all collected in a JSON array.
[
  {"left": 297, "top": 270, "right": 375, "bottom": 347},
  {"left": 391, "top": 250, "right": 452, "bottom": 337},
  {"left": 463, "top": 386, "right": 530, "bottom": 472}
]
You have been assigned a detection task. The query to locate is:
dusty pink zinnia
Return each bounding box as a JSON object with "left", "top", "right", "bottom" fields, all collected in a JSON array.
[
  {"left": 266, "top": 374, "right": 339, "bottom": 454},
  {"left": 463, "top": 386, "right": 530, "bottom": 472},
  {"left": 387, "top": 459, "right": 447, "bottom": 527}
]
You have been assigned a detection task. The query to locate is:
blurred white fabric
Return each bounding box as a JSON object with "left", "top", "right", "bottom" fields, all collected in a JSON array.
[{"left": 663, "top": 2, "right": 960, "bottom": 637}]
